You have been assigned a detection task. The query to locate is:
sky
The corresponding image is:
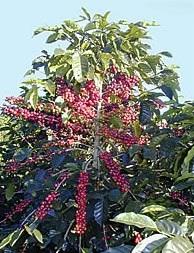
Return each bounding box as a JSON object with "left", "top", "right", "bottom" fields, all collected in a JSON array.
[{"left": 0, "top": 0, "right": 194, "bottom": 104}]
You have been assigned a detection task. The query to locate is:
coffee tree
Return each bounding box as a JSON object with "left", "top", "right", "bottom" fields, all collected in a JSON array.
[{"left": 2, "top": 9, "right": 193, "bottom": 253}]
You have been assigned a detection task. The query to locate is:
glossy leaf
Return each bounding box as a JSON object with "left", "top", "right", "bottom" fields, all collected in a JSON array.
[
  {"left": 72, "top": 52, "right": 88, "bottom": 82},
  {"left": 0, "top": 232, "right": 14, "bottom": 249},
  {"left": 44, "top": 80, "right": 56, "bottom": 96},
  {"left": 33, "top": 229, "right": 43, "bottom": 244},
  {"left": 156, "top": 220, "right": 186, "bottom": 236},
  {"left": 5, "top": 183, "right": 15, "bottom": 201},
  {"left": 94, "top": 199, "right": 104, "bottom": 226},
  {"left": 162, "top": 236, "right": 193, "bottom": 253},
  {"left": 132, "top": 234, "right": 168, "bottom": 253},
  {"left": 46, "top": 33, "right": 58, "bottom": 43},
  {"left": 139, "top": 102, "right": 152, "bottom": 125},
  {"left": 9, "top": 229, "right": 24, "bottom": 247},
  {"left": 29, "top": 85, "right": 38, "bottom": 109},
  {"left": 161, "top": 85, "right": 173, "bottom": 99},
  {"left": 159, "top": 51, "right": 173, "bottom": 58},
  {"left": 183, "top": 146, "right": 194, "bottom": 171},
  {"left": 102, "top": 245, "right": 134, "bottom": 253},
  {"left": 141, "top": 205, "right": 166, "bottom": 214},
  {"left": 112, "top": 212, "right": 157, "bottom": 230}
]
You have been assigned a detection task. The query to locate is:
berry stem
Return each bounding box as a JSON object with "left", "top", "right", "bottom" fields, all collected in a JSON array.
[{"left": 93, "top": 78, "right": 103, "bottom": 171}]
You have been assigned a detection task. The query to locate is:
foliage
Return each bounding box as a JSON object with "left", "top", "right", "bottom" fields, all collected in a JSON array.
[{"left": 1, "top": 8, "right": 194, "bottom": 253}]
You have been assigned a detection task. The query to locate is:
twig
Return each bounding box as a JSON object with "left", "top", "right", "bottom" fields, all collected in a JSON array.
[
  {"left": 20, "top": 209, "right": 36, "bottom": 227},
  {"left": 103, "top": 224, "right": 109, "bottom": 250}
]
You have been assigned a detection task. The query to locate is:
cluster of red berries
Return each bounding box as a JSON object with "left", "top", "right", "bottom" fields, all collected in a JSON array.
[
  {"left": 99, "top": 151, "right": 130, "bottom": 192},
  {"left": 138, "top": 134, "right": 150, "bottom": 145},
  {"left": 56, "top": 77, "right": 77, "bottom": 104},
  {"left": 44, "top": 136, "right": 79, "bottom": 148},
  {"left": 5, "top": 96, "right": 25, "bottom": 105},
  {"left": 56, "top": 78, "right": 100, "bottom": 121},
  {"left": 3, "top": 199, "right": 31, "bottom": 222},
  {"left": 106, "top": 65, "right": 118, "bottom": 74},
  {"left": 169, "top": 191, "right": 189, "bottom": 207},
  {"left": 3, "top": 106, "right": 63, "bottom": 130},
  {"left": 5, "top": 153, "right": 52, "bottom": 173},
  {"left": 35, "top": 191, "right": 59, "bottom": 220},
  {"left": 103, "top": 73, "right": 139, "bottom": 104},
  {"left": 120, "top": 106, "right": 139, "bottom": 125},
  {"left": 173, "top": 128, "right": 185, "bottom": 137},
  {"left": 37, "top": 102, "right": 60, "bottom": 115},
  {"left": 133, "top": 232, "right": 143, "bottom": 244},
  {"left": 5, "top": 160, "right": 21, "bottom": 173},
  {"left": 100, "top": 126, "right": 138, "bottom": 147},
  {"left": 75, "top": 171, "right": 89, "bottom": 235}
]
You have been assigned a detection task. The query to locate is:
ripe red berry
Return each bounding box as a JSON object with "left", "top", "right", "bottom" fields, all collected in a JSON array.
[
  {"left": 35, "top": 191, "right": 58, "bottom": 220},
  {"left": 99, "top": 151, "right": 130, "bottom": 192},
  {"left": 133, "top": 232, "right": 143, "bottom": 244},
  {"left": 75, "top": 171, "right": 89, "bottom": 235}
]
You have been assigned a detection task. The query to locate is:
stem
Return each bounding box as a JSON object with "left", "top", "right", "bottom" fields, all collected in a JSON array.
[
  {"left": 103, "top": 224, "right": 109, "bottom": 250},
  {"left": 20, "top": 209, "right": 36, "bottom": 227},
  {"left": 93, "top": 78, "right": 103, "bottom": 170},
  {"left": 78, "top": 235, "right": 82, "bottom": 253},
  {"left": 55, "top": 173, "right": 69, "bottom": 191},
  {"left": 64, "top": 219, "right": 75, "bottom": 241}
]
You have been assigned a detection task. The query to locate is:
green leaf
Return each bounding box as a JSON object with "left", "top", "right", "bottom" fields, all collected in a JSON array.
[
  {"left": 82, "top": 249, "right": 90, "bottom": 253},
  {"left": 132, "top": 234, "right": 168, "bottom": 253},
  {"left": 121, "top": 40, "right": 132, "bottom": 52},
  {"left": 141, "top": 205, "right": 167, "bottom": 214},
  {"left": 33, "top": 229, "right": 43, "bottom": 244},
  {"left": 72, "top": 52, "right": 88, "bottom": 83},
  {"left": 159, "top": 51, "right": 173, "bottom": 58},
  {"left": 112, "top": 212, "right": 157, "bottom": 230},
  {"left": 10, "top": 229, "right": 24, "bottom": 247},
  {"left": 102, "top": 245, "right": 134, "bottom": 253},
  {"left": 24, "top": 225, "right": 33, "bottom": 235},
  {"left": 109, "top": 116, "right": 123, "bottom": 128},
  {"left": 162, "top": 236, "right": 193, "bottom": 253},
  {"left": 133, "top": 121, "right": 142, "bottom": 137},
  {"left": 100, "top": 52, "right": 112, "bottom": 69},
  {"left": 125, "top": 200, "right": 144, "bottom": 213},
  {"left": 84, "top": 22, "right": 96, "bottom": 32},
  {"left": 175, "top": 172, "right": 194, "bottom": 183},
  {"left": 0, "top": 232, "right": 14, "bottom": 249},
  {"left": 94, "top": 199, "right": 104, "bottom": 226},
  {"left": 138, "top": 63, "right": 152, "bottom": 73},
  {"left": 183, "top": 146, "right": 194, "bottom": 170},
  {"left": 0, "top": 229, "right": 23, "bottom": 249},
  {"left": 81, "top": 7, "right": 91, "bottom": 21},
  {"left": 142, "top": 21, "right": 160, "bottom": 26},
  {"left": 28, "top": 86, "right": 38, "bottom": 109},
  {"left": 63, "top": 163, "right": 79, "bottom": 171},
  {"left": 44, "top": 80, "right": 56, "bottom": 96},
  {"left": 46, "top": 33, "right": 58, "bottom": 43},
  {"left": 139, "top": 102, "right": 152, "bottom": 125},
  {"left": 156, "top": 220, "right": 186, "bottom": 236},
  {"left": 33, "top": 25, "right": 60, "bottom": 36},
  {"left": 5, "top": 183, "right": 15, "bottom": 201},
  {"left": 54, "top": 48, "right": 65, "bottom": 55},
  {"left": 161, "top": 85, "right": 173, "bottom": 100}
]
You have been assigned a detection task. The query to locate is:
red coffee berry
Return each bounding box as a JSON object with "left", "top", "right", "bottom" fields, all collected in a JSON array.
[
  {"left": 133, "top": 232, "right": 143, "bottom": 244},
  {"left": 99, "top": 151, "right": 130, "bottom": 192},
  {"left": 3, "top": 199, "right": 31, "bottom": 222},
  {"left": 35, "top": 191, "right": 58, "bottom": 220},
  {"left": 75, "top": 171, "right": 89, "bottom": 235},
  {"left": 100, "top": 126, "right": 138, "bottom": 147},
  {"left": 3, "top": 106, "right": 63, "bottom": 130}
]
